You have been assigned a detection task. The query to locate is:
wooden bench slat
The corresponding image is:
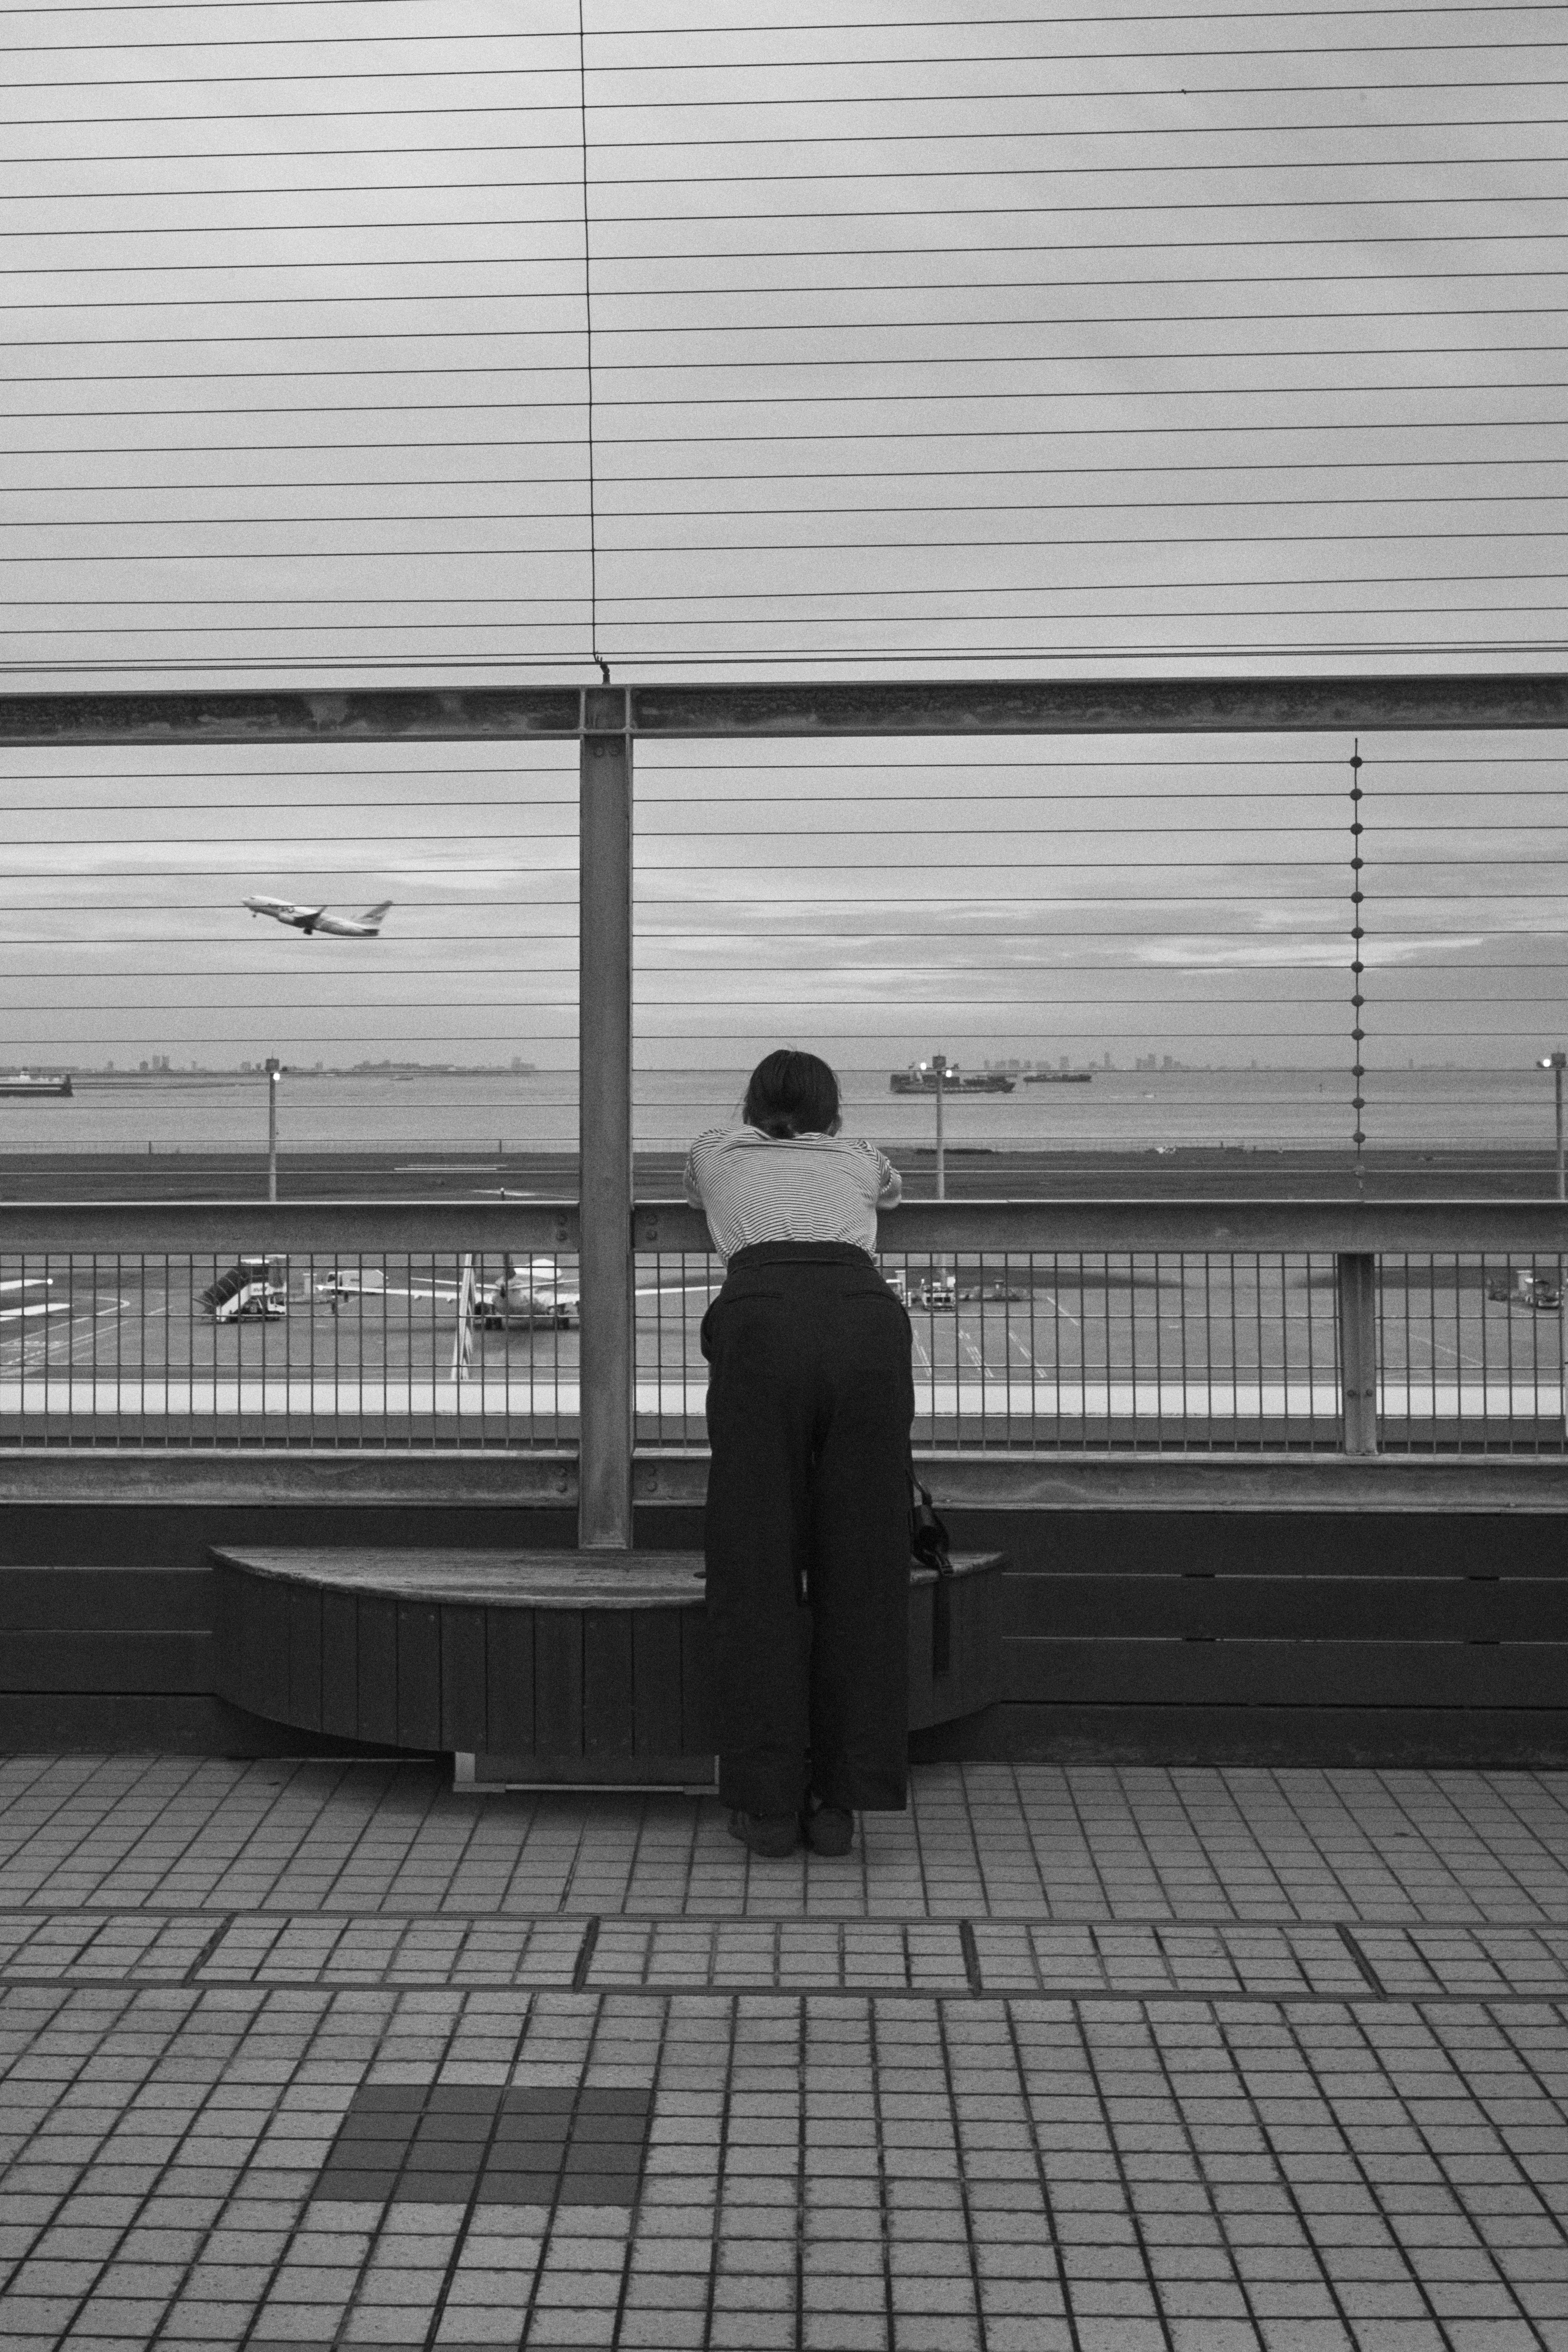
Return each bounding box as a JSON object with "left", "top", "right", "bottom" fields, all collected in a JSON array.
[{"left": 211, "top": 1544, "right": 1007, "bottom": 1756}]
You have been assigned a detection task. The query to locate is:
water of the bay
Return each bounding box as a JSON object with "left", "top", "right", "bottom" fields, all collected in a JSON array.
[{"left": 0, "top": 1063, "right": 1560, "bottom": 1160}]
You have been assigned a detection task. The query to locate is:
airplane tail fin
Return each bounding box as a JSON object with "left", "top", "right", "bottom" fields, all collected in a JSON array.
[{"left": 358, "top": 900, "right": 392, "bottom": 924}]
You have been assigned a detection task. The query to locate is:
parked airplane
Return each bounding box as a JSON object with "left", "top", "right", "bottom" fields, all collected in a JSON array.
[
  {"left": 477, "top": 1256, "right": 581, "bottom": 1330},
  {"left": 244, "top": 895, "right": 392, "bottom": 937},
  {"left": 314, "top": 1258, "right": 581, "bottom": 1327}
]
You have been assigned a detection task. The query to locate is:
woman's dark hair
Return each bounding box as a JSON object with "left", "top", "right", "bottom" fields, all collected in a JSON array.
[{"left": 744, "top": 1048, "right": 840, "bottom": 1138}]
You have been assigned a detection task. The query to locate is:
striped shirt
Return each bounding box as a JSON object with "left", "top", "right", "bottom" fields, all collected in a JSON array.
[{"left": 682, "top": 1124, "right": 902, "bottom": 1257}]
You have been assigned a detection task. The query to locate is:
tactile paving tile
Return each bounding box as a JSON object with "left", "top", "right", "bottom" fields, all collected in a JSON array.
[
  {"left": 997, "top": 1920, "right": 1374, "bottom": 1998},
  {"left": 1350, "top": 1921, "right": 1568, "bottom": 1998},
  {"left": 314, "top": 2080, "right": 653, "bottom": 2209},
  {"left": 0, "top": 1909, "right": 230, "bottom": 1980}
]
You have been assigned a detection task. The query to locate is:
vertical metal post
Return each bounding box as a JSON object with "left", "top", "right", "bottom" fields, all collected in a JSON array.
[
  {"left": 578, "top": 689, "right": 634, "bottom": 1549},
  {"left": 1336, "top": 1251, "right": 1379, "bottom": 1457},
  {"left": 1557, "top": 1066, "right": 1566, "bottom": 1434},
  {"left": 265, "top": 1058, "right": 281, "bottom": 1202},
  {"left": 932, "top": 1051, "right": 947, "bottom": 1201}
]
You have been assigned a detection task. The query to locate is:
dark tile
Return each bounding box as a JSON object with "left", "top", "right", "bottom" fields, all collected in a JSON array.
[
  {"left": 563, "top": 2145, "right": 641, "bottom": 2175},
  {"left": 314, "top": 2172, "right": 396, "bottom": 2202},
  {"left": 330, "top": 2133, "right": 414, "bottom": 2160},
  {"left": 570, "top": 2116, "right": 648, "bottom": 2145},
  {"left": 392, "top": 2173, "right": 470, "bottom": 2203},
  {"left": 427, "top": 2087, "right": 502, "bottom": 2115},
  {"left": 502, "top": 2088, "right": 577, "bottom": 2114},
  {"left": 492, "top": 2120, "right": 570, "bottom": 2147},
  {"left": 404, "top": 2147, "right": 482, "bottom": 2174},
  {"left": 557, "top": 2174, "right": 638, "bottom": 2207},
  {"left": 412, "top": 2120, "right": 492, "bottom": 2146},
  {"left": 476, "top": 2173, "right": 561, "bottom": 2206},
  {"left": 577, "top": 2089, "right": 653, "bottom": 2115}
]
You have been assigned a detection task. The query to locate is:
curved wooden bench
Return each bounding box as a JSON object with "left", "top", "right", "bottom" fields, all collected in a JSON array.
[{"left": 212, "top": 1546, "right": 1004, "bottom": 1782}]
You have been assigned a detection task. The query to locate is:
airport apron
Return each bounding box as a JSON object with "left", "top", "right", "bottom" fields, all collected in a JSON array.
[{"left": 701, "top": 1241, "right": 916, "bottom": 1817}]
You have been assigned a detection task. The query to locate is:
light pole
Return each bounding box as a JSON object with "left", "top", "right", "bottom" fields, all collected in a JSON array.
[
  {"left": 929, "top": 1051, "right": 947, "bottom": 1201},
  {"left": 1538, "top": 1051, "right": 1566, "bottom": 1201},
  {"left": 1538, "top": 1052, "right": 1568, "bottom": 1434},
  {"left": 265, "top": 1058, "right": 282, "bottom": 1201}
]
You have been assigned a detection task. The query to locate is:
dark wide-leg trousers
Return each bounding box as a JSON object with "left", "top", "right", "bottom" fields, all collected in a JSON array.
[{"left": 701, "top": 1241, "right": 916, "bottom": 1818}]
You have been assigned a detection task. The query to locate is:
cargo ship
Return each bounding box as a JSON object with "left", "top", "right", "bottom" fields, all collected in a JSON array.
[
  {"left": 889, "top": 1063, "right": 1014, "bottom": 1094},
  {"left": 0, "top": 1071, "right": 72, "bottom": 1097}
]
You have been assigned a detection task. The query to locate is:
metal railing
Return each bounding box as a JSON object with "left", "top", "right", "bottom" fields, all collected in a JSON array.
[
  {"left": 0, "top": 1203, "right": 575, "bottom": 1450},
  {"left": 2, "top": 1198, "right": 1565, "bottom": 1460},
  {"left": 634, "top": 1203, "right": 1568, "bottom": 1458}
]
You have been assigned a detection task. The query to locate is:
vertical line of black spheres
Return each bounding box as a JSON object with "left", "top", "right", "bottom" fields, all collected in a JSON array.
[{"left": 1350, "top": 742, "right": 1365, "bottom": 1173}]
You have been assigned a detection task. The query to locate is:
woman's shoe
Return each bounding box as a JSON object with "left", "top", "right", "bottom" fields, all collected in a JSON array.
[
  {"left": 803, "top": 1795, "right": 854, "bottom": 1857},
  {"left": 728, "top": 1809, "right": 800, "bottom": 1858}
]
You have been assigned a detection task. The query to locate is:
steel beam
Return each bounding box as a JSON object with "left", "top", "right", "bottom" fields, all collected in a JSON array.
[
  {"left": 577, "top": 716, "right": 635, "bottom": 1549},
  {"left": 3, "top": 673, "right": 1567, "bottom": 745},
  {"left": 630, "top": 673, "right": 1568, "bottom": 734},
  {"left": 0, "top": 1201, "right": 577, "bottom": 1256},
  {"left": 4, "top": 1195, "right": 1562, "bottom": 1261},
  {"left": 628, "top": 674, "right": 1568, "bottom": 736},
  {"left": 638, "top": 1197, "right": 1568, "bottom": 1257},
  {"left": 0, "top": 686, "right": 584, "bottom": 746}
]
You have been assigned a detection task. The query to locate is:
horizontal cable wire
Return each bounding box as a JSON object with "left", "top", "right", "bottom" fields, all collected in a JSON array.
[
  {"left": 2, "top": 131, "right": 1561, "bottom": 180},
  {"left": 7, "top": 234, "right": 1560, "bottom": 278},
  {"left": 9, "top": 348, "right": 1567, "bottom": 389},
  {"left": 1, "top": 199, "right": 1560, "bottom": 237},
  {"left": 4, "top": 35, "right": 1563, "bottom": 88},
  {"left": 4, "top": 168, "right": 1564, "bottom": 216},
  {"left": 6, "top": 415, "right": 1556, "bottom": 442},
  {"left": 6, "top": 268, "right": 1563, "bottom": 311},
  {"left": 5, "top": 646, "right": 1559, "bottom": 672},
  {"left": 7, "top": 307, "right": 1568, "bottom": 350},
  {"left": 5, "top": 78, "right": 1562, "bottom": 131},
  {"left": 2, "top": 5, "right": 1556, "bottom": 26},
  {"left": 7, "top": 6, "right": 1556, "bottom": 43},
  {"left": 5, "top": 494, "right": 1561, "bottom": 527}
]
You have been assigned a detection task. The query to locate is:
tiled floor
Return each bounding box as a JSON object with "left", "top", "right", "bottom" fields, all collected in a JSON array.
[{"left": 2, "top": 1760, "right": 1567, "bottom": 2350}]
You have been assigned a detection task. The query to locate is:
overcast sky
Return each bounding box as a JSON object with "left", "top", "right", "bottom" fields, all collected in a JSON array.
[{"left": 0, "top": 2, "right": 1563, "bottom": 1098}]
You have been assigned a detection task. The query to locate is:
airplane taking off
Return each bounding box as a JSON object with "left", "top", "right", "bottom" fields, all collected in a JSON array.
[{"left": 245, "top": 896, "right": 392, "bottom": 937}]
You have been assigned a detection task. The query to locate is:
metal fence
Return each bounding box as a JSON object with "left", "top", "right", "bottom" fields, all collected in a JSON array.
[
  {"left": 633, "top": 1232, "right": 1568, "bottom": 1457},
  {"left": 2, "top": 1200, "right": 1565, "bottom": 1457},
  {"left": 0, "top": 1203, "right": 575, "bottom": 1450}
]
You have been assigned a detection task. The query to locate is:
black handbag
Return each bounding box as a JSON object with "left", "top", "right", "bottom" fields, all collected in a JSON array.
[{"left": 910, "top": 1468, "right": 954, "bottom": 1677}]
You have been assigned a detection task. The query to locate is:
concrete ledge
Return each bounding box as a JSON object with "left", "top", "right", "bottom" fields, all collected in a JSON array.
[
  {"left": 642, "top": 1449, "right": 1568, "bottom": 1512},
  {"left": 0, "top": 1448, "right": 1565, "bottom": 1511},
  {"left": 0, "top": 1450, "right": 577, "bottom": 1503}
]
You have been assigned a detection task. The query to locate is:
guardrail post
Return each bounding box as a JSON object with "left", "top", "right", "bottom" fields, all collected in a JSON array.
[
  {"left": 1336, "top": 1252, "right": 1379, "bottom": 1456},
  {"left": 578, "top": 689, "right": 634, "bottom": 1548}
]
